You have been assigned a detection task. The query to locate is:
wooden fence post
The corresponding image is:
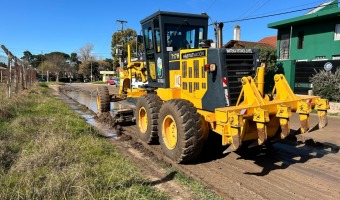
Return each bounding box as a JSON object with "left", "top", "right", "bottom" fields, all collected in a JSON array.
[
  {"left": 7, "top": 55, "right": 12, "bottom": 98},
  {"left": 14, "top": 60, "right": 19, "bottom": 94}
]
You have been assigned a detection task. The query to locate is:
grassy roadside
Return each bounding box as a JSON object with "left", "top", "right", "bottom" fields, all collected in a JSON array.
[{"left": 0, "top": 83, "right": 167, "bottom": 199}]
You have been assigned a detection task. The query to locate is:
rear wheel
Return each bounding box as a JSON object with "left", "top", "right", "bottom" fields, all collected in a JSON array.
[
  {"left": 135, "top": 94, "right": 162, "bottom": 144},
  {"left": 158, "top": 99, "right": 204, "bottom": 163},
  {"left": 96, "top": 86, "right": 110, "bottom": 113}
]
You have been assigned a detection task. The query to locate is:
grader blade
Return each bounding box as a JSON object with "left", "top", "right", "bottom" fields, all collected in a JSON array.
[
  {"left": 253, "top": 108, "right": 270, "bottom": 145},
  {"left": 315, "top": 98, "right": 330, "bottom": 128},
  {"left": 256, "top": 123, "right": 267, "bottom": 145},
  {"left": 276, "top": 105, "right": 291, "bottom": 139},
  {"left": 222, "top": 112, "right": 243, "bottom": 154},
  {"left": 223, "top": 134, "right": 241, "bottom": 154},
  {"left": 296, "top": 100, "right": 312, "bottom": 133},
  {"left": 279, "top": 118, "right": 290, "bottom": 139},
  {"left": 318, "top": 111, "right": 328, "bottom": 128}
]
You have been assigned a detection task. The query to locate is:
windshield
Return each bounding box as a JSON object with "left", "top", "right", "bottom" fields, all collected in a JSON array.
[{"left": 165, "top": 24, "right": 204, "bottom": 51}]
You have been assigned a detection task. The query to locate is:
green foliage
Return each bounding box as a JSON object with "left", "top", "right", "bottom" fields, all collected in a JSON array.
[
  {"left": 244, "top": 45, "right": 277, "bottom": 69},
  {"left": 243, "top": 45, "right": 280, "bottom": 93},
  {"left": 0, "top": 85, "right": 167, "bottom": 199},
  {"left": 111, "top": 28, "right": 138, "bottom": 63},
  {"left": 21, "top": 51, "right": 34, "bottom": 62},
  {"left": 264, "top": 63, "right": 285, "bottom": 94},
  {"left": 310, "top": 68, "right": 340, "bottom": 102},
  {"left": 31, "top": 54, "right": 46, "bottom": 68},
  {"left": 45, "top": 52, "right": 70, "bottom": 60},
  {"left": 257, "top": 46, "right": 277, "bottom": 69}
]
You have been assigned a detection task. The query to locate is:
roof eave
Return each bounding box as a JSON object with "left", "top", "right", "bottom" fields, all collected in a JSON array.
[{"left": 268, "top": 8, "right": 340, "bottom": 29}]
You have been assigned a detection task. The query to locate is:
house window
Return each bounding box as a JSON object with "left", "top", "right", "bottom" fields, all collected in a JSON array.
[
  {"left": 279, "top": 34, "right": 290, "bottom": 59},
  {"left": 335, "top": 24, "right": 340, "bottom": 40},
  {"left": 297, "top": 31, "right": 304, "bottom": 49}
]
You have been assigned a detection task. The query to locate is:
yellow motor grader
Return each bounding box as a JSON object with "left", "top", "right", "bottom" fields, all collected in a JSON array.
[{"left": 97, "top": 11, "right": 329, "bottom": 163}]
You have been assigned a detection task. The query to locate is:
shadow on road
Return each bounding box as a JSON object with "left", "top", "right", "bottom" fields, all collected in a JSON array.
[{"left": 236, "top": 138, "right": 339, "bottom": 176}]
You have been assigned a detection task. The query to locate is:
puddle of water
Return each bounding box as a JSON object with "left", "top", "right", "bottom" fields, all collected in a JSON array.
[
  {"left": 65, "top": 90, "right": 130, "bottom": 113},
  {"left": 63, "top": 90, "right": 123, "bottom": 138}
]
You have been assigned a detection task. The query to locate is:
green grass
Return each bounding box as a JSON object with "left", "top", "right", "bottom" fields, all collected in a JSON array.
[{"left": 0, "top": 83, "right": 168, "bottom": 199}]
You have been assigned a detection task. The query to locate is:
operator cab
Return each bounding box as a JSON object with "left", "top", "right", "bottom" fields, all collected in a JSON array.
[{"left": 140, "top": 11, "right": 208, "bottom": 88}]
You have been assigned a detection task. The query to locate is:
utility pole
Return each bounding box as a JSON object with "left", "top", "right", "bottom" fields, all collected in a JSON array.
[
  {"left": 116, "top": 20, "right": 128, "bottom": 68},
  {"left": 90, "top": 56, "right": 93, "bottom": 82},
  {"left": 116, "top": 20, "right": 127, "bottom": 32}
]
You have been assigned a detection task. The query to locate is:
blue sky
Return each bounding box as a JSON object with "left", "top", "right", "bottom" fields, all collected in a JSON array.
[{"left": 0, "top": 0, "right": 332, "bottom": 59}]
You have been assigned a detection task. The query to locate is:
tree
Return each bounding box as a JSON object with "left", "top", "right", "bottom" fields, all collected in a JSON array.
[
  {"left": 21, "top": 50, "right": 34, "bottom": 63},
  {"left": 31, "top": 54, "right": 46, "bottom": 68},
  {"left": 46, "top": 52, "right": 70, "bottom": 60},
  {"left": 78, "top": 60, "right": 101, "bottom": 81},
  {"left": 243, "top": 44, "right": 279, "bottom": 93},
  {"left": 97, "top": 60, "right": 112, "bottom": 71},
  {"left": 79, "top": 43, "right": 94, "bottom": 62},
  {"left": 111, "top": 28, "right": 138, "bottom": 63},
  {"left": 38, "top": 54, "right": 70, "bottom": 82},
  {"left": 70, "top": 53, "right": 80, "bottom": 64},
  {"left": 103, "top": 58, "right": 114, "bottom": 70}
]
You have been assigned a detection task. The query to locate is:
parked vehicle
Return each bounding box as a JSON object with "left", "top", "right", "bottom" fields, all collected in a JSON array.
[
  {"left": 114, "top": 77, "right": 120, "bottom": 86},
  {"left": 106, "top": 76, "right": 116, "bottom": 86},
  {"left": 37, "top": 78, "right": 46, "bottom": 82}
]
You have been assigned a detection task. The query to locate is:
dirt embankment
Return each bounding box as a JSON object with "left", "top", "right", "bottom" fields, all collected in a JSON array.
[{"left": 58, "top": 83, "right": 340, "bottom": 200}]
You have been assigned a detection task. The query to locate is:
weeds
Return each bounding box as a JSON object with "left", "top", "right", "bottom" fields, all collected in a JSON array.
[
  {"left": 0, "top": 83, "right": 167, "bottom": 199},
  {"left": 163, "top": 165, "right": 223, "bottom": 200}
]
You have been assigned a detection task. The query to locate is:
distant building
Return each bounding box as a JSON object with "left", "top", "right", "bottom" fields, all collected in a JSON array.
[
  {"left": 268, "top": 0, "right": 340, "bottom": 93},
  {"left": 223, "top": 37, "right": 277, "bottom": 49},
  {"left": 224, "top": 25, "right": 277, "bottom": 49}
]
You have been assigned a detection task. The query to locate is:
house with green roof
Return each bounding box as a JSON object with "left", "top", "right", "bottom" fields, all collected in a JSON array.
[{"left": 268, "top": 0, "right": 340, "bottom": 93}]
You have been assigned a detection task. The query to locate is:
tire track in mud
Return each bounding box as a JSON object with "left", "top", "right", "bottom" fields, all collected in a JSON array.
[{"left": 123, "top": 124, "right": 340, "bottom": 200}]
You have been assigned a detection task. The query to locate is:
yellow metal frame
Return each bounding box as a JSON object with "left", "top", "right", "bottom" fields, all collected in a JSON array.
[
  {"left": 199, "top": 69, "right": 329, "bottom": 149},
  {"left": 119, "top": 45, "right": 329, "bottom": 151}
]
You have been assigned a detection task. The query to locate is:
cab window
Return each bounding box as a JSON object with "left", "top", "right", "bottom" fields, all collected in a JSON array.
[
  {"left": 144, "top": 27, "right": 154, "bottom": 50},
  {"left": 166, "top": 24, "right": 205, "bottom": 51}
]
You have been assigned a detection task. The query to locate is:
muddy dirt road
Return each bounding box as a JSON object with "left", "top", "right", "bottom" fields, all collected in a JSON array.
[{"left": 60, "top": 83, "right": 340, "bottom": 200}]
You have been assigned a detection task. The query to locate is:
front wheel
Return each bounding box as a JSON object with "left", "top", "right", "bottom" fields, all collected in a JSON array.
[
  {"left": 158, "top": 99, "right": 204, "bottom": 163},
  {"left": 135, "top": 94, "right": 162, "bottom": 144}
]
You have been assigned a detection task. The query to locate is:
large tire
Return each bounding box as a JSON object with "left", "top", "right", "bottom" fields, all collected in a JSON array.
[
  {"left": 135, "top": 94, "right": 162, "bottom": 144},
  {"left": 158, "top": 99, "right": 204, "bottom": 163},
  {"left": 96, "top": 86, "right": 110, "bottom": 113}
]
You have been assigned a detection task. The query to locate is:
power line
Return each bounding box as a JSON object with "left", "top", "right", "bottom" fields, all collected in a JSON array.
[
  {"left": 223, "top": 0, "right": 270, "bottom": 31},
  {"left": 217, "top": 1, "right": 339, "bottom": 24},
  {"left": 205, "top": 0, "right": 218, "bottom": 12},
  {"left": 244, "top": 0, "right": 272, "bottom": 18}
]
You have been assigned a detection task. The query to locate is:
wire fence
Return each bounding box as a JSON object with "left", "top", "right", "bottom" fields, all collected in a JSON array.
[{"left": 0, "top": 44, "right": 37, "bottom": 98}]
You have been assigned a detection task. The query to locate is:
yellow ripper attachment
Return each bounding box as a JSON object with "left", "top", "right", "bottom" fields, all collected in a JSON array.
[{"left": 216, "top": 70, "right": 329, "bottom": 152}]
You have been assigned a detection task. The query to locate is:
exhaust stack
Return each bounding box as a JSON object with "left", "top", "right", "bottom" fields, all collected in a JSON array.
[{"left": 217, "top": 23, "right": 224, "bottom": 48}]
